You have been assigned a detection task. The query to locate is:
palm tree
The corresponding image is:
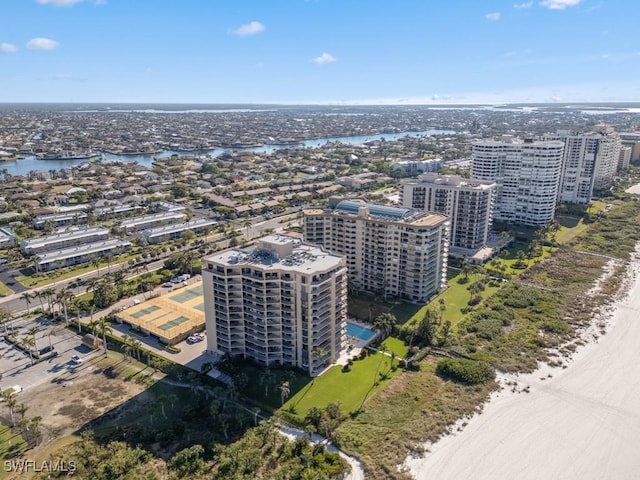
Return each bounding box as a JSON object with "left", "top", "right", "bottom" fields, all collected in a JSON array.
[
  {"left": 90, "top": 257, "right": 101, "bottom": 277},
  {"left": 22, "top": 337, "right": 35, "bottom": 364},
  {"left": 72, "top": 297, "right": 83, "bottom": 334},
  {"left": 33, "top": 290, "right": 45, "bottom": 313},
  {"left": 112, "top": 269, "right": 127, "bottom": 300},
  {"left": 242, "top": 218, "right": 252, "bottom": 240},
  {"left": 374, "top": 342, "right": 387, "bottom": 385},
  {"left": 461, "top": 259, "right": 472, "bottom": 280},
  {"left": 43, "top": 287, "right": 56, "bottom": 316},
  {"left": 97, "top": 317, "right": 111, "bottom": 357},
  {"left": 16, "top": 403, "right": 28, "bottom": 423},
  {"left": 57, "top": 288, "right": 73, "bottom": 325},
  {"left": 47, "top": 326, "right": 58, "bottom": 351},
  {"left": 121, "top": 334, "right": 133, "bottom": 361},
  {"left": 0, "top": 308, "right": 12, "bottom": 336},
  {"left": 3, "top": 392, "right": 17, "bottom": 426},
  {"left": 131, "top": 338, "right": 142, "bottom": 361},
  {"left": 279, "top": 381, "right": 290, "bottom": 406},
  {"left": 373, "top": 313, "right": 397, "bottom": 338},
  {"left": 311, "top": 346, "right": 325, "bottom": 375},
  {"left": 21, "top": 292, "right": 33, "bottom": 315},
  {"left": 27, "top": 326, "right": 39, "bottom": 352},
  {"left": 29, "top": 416, "right": 43, "bottom": 446},
  {"left": 88, "top": 319, "right": 98, "bottom": 337},
  {"left": 259, "top": 368, "right": 275, "bottom": 397}
]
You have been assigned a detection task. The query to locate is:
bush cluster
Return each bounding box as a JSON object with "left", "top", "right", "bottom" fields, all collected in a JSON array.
[{"left": 435, "top": 358, "right": 495, "bottom": 385}]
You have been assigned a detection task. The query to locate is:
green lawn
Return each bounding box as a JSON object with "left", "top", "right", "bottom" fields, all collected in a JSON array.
[
  {"left": 0, "top": 425, "right": 27, "bottom": 472},
  {"left": 283, "top": 351, "right": 401, "bottom": 421},
  {"left": 555, "top": 216, "right": 590, "bottom": 244},
  {"left": 494, "top": 245, "right": 555, "bottom": 277},
  {"left": 0, "top": 282, "right": 12, "bottom": 297},
  {"left": 348, "top": 270, "right": 501, "bottom": 333},
  {"left": 403, "top": 272, "right": 501, "bottom": 330},
  {"left": 379, "top": 337, "right": 409, "bottom": 358}
]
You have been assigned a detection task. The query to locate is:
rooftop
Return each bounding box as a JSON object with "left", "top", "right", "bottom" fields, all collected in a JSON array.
[
  {"left": 205, "top": 234, "right": 343, "bottom": 274},
  {"left": 143, "top": 218, "right": 216, "bottom": 236},
  {"left": 21, "top": 226, "right": 109, "bottom": 248},
  {"left": 36, "top": 238, "right": 132, "bottom": 264}
]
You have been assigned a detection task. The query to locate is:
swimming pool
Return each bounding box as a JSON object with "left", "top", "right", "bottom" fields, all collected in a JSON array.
[{"left": 346, "top": 321, "right": 375, "bottom": 341}]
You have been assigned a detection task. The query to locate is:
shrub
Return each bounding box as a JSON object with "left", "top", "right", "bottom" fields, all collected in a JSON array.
[
  {"left": 467, "top": 296, "right": 482, "bottom": 306},
  {"left": 436, "top": 358, "right": 495, "bottom": 385},
  {"left": 165, "top": 345, "right": 181, "bottom": 354}
]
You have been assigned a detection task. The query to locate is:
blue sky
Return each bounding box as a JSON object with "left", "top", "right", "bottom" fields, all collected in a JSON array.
[{"left": 1, "top": 0, "right": 639, "bottom": 104}]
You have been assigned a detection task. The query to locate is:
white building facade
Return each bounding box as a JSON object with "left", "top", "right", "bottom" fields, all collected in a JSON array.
[
  {"left": 544, "top": 125, "right": 622, "bottom": 204},
  {"left": 399, "top": 173, "right": 495, "bottom": 250},
  {"left": 303, "top": 198, "right": 449, "bottom": 304},
  {"left": 202, "top": 235, "right": 347, "bottom": 376},
  {"left": 472, "top": 139, "right": 564, "bottom": 227}
]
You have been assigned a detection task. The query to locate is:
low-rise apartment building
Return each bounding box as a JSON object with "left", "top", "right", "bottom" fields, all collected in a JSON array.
[
  {"left": 21, "top": 226, "right": 110, "bottom": 255},
  {"left": 35, "top": 238, "right": 132, "bottom": 272}
]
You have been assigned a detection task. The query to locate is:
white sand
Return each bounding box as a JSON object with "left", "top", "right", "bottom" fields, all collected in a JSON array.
[
  {"left": 406, "top": 257, "right": 640, "bottom": 480},
  {"left": 625, "top": 182, "right": 640, "bottom": 195}
]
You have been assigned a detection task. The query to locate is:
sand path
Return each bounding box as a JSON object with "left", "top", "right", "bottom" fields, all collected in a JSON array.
[{"left": 407, "top": 261, "right": 640, "bottom": 480}]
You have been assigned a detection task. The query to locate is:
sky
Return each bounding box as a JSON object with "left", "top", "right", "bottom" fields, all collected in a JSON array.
[{"left": 1, "top": 0, "right": 639, "bottom": 104}]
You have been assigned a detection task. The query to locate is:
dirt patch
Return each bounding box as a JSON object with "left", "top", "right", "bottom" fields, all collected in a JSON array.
[{"left": 19, "top": 357, "right": 154, "bottom": 445}]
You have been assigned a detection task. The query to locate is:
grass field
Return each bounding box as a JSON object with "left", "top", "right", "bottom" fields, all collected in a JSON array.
[
  {"left": 0, "top": 425, "right": 28, "bottom": 479},
  {"left": 348, "top": 270, "right": 501, "bottom": 333},
  {"left": 379, "top": 337, "right": 410, "bottom": 358},
  {"left": 283, "top": 351, "right": 401, "bottom": 421},
  {"left": 0, "top": 282, "right": 12, "bottom": 297}
]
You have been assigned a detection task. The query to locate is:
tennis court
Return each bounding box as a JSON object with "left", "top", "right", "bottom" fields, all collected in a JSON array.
[
  {"left": 117, "top": 281, "right": 206, "bottom": 344},
  {"left": 169, "top": 284, "right": 203, "bottom": 304}
]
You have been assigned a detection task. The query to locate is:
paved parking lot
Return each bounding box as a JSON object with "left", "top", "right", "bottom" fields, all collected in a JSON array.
[{"left": 0, "top": 316, "right": 100, "bottom": 393}]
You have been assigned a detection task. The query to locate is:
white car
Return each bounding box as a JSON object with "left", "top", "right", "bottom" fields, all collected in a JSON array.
[
  {"left": 187, "top": 334, "right": 204, "bottom": 344},
  {"left": 71, "top": 355, "right": 83, "bottom": 365}
]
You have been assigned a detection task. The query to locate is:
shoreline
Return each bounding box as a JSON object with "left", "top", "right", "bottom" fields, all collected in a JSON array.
[{"left": 405, "top": 247, "right": 640, "bottom": 480}]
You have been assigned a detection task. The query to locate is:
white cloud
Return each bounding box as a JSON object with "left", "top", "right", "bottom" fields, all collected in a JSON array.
[
  {"left": 312, "top": 52, "right": 336, "bottom": 65},
  {"left": 36, "top": 0, "right": 85, "bottom": 6},
  {"left": 0, "top": 43, "right": 17, "bottom": 54},
  {"left": 26, "top": 37, "right": 60, "bottom": 50},
  {"left": 539, "top": 0, "right": 582, "bottom": 10},
  {"left": 485, "top": 12, "right": 501, "bottom": 21},
  {"left": 232, "top": 21, "right": 265, "bottom": 36},
  {"left": 513, "top": 1, "right": 533, "bottom": 8}
]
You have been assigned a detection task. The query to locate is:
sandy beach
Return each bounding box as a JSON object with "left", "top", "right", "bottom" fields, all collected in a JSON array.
[{"left": 406, "top": 255, "right": 640, "bottom": 480}]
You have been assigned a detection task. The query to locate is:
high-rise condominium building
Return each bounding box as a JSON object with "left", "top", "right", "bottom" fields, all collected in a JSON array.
[
  {"left": 544, "top": 124, "right": 622, "bottom": 204},
  {"left": 399, "top": 173, "right": 496, "bottom": 251},
  {"left": 202, "top": 234, "right": 347, "bottom": 376},
  {"left": 303, "top": 198, "right": 449, "bottom": 304},
  {"left": 471, "top": 138, "right": 564, "bottom": 227},
  {"left": 618, "top": 132, "right": 640, "bottom": 163}
]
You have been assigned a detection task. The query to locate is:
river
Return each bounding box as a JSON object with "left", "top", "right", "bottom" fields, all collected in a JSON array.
[{"left": 1, "top": 129, "right": 454, "bottom": 176}]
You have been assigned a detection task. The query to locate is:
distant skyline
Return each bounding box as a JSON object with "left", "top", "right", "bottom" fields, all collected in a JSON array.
[{"left": 1, "top": 0, "right": 639, "bottom": 105}]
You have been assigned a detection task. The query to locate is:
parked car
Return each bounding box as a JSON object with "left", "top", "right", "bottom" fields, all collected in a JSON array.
[
  {"left": 187, "top": 334, "right": 204, "bottom": 344},
  {"left": 70, "top": 355, "right": 83, "bottom": 365}
]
